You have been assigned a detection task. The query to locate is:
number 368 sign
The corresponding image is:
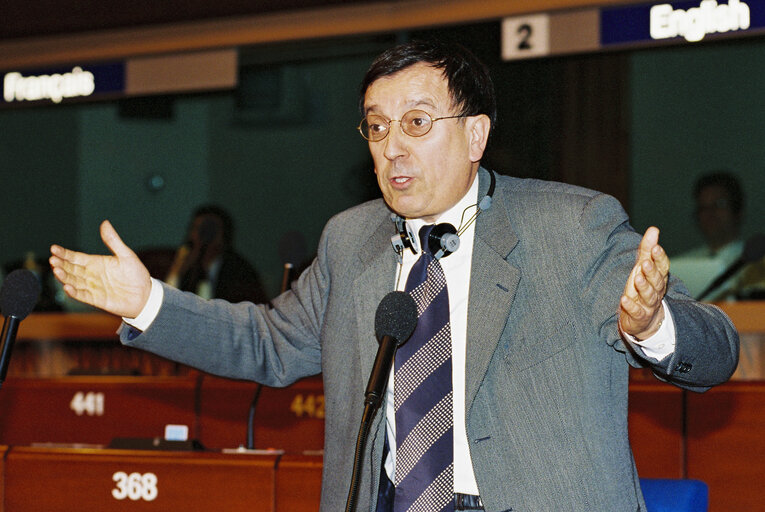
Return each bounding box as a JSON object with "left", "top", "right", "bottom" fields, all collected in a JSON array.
[{"left": 502, "top": 14, "right": 551, "bottom": 60}]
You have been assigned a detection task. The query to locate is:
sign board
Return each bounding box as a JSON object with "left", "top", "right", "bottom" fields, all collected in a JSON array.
[
  {"left": 1, "top": 49, "right": 237, "bottom": 108},
  {"left": 503, "top": 0, "right": 765, "bottom": 60}
]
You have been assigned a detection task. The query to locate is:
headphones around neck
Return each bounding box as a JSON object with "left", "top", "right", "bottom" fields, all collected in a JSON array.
[{"left": 391, "top": 169, "right": 496, "bottom": 262}]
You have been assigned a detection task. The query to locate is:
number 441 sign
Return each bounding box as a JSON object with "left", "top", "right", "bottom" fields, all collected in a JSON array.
[{"left": 502, "top": 14, "right": 551, "bottom": 60}]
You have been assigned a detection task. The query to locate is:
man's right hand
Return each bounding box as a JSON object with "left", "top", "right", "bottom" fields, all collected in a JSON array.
[{"left": 49, "top": 220, "right": 152, "bottom": 319}]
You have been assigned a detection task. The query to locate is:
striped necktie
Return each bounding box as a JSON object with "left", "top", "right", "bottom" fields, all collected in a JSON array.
[{"left": 394, "top": 224, "right": 454, "bottom": 512}]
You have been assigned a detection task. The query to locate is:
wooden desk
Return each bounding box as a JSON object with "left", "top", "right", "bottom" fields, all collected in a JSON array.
[
  {"left": 715, "top": 301, "right": 765, "bottom": 334},
  {"left": 197, "top": 375, "right": 325, "bottom": 452},
  {"left": 4, "top": 446, "right": 279, "bottom": 512},
  {"left": 627, "top": 380, "right": 765, "bottom": 512},
  {"left": 18, "top": 313, "right": 121, "bottom": 341},
  {"left": 0, "top": 374, "right": 326, "bottom": 451},
  {"left": 13, "top": 313, "right": 190, "bottom": 377},
  {"left": 0, "top": 377, "right": 198, "bottom": 446},
  {"left": 275, "top": 454, "right": 323, "bottom": 512},
  {"left": 0, "top": 445, "right": 6, "bottom": 512},
  {"left": 0, "top": 377, "right": 760, "bottom": 512},
  {"left": 686, "top": 382, "right": 765, "bottom": 512},
  {"left": 627, "top": 382, "right": 684, "bottom": 479},
  {"left": 716, "top": 301, "right": 765, "bottom": 380}
]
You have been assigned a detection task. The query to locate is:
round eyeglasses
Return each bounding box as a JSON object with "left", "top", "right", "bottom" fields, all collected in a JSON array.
[{"left": 357, "top": 109, "right": 467, "bottom": 142}]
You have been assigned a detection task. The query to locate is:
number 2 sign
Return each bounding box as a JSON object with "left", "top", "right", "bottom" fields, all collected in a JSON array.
[{"left": 502, "top": 14, "right": 550, "bottom": 60}]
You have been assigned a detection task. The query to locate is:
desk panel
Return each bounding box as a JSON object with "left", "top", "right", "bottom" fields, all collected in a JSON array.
[
  {"left": 0, "top": 445, "right": 6, "bottom": 512},
  {"left": 13, "top": 313, "right": 191, "bottom": 377},
  {"left": 627, "top": 382, "right": 684, "bottom": 478},
  {"left": 686, "top": 382, "right": 765, "bottom": 512},
  {"left": 4, "top": 447, "right": 278, "bottom": 511},
  {"left": 275, "top": 454, "right": 323, "bottom": 512},
  {"left": 198, "top": 375, "right": 324, "bottom": 452},
  {"left": 0, "top": 377, "right": 197, "bottom": 446},
  {"left": 18, "top": 313, "right": 122, "bottom": 341}
]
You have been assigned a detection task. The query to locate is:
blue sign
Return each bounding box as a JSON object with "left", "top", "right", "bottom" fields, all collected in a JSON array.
[
  {"left": 2, "top": 62, "right": 124, "bottom": 106},
  {"left": 601, "top": 0, "right": 765, "bottom": 46}
]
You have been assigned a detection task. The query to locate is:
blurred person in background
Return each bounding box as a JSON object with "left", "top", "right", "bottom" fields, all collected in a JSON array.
[
  {"left": 164, "top": 204, "right": 268, "bottom": 304},
  {"left": 670, "top": 171, "right": 760, "bottom": 300}
]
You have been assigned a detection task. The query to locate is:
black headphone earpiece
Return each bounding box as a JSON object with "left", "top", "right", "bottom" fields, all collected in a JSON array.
[
  {"left": 391, "top": 213, "right": 419, "bottom": 263},
  {"left": 428, "top": 223, "right": 459, "bottom": 260}
]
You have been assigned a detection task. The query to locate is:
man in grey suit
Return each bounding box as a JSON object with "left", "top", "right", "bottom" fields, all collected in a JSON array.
[{"left": 50, "top": 40, "right": 738, "bottom": 511}]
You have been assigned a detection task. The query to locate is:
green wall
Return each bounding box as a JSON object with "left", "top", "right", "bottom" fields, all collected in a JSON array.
[
  {"left": 0, "top": 106, "right": 79, "bottom": 271},
  {"left": 0, "top": 46, "right": 380, "bottom": 297},
  {"left": 2, "top": 33, "right": 764, "bottom": 296},
  {"left": 629, "top": 39, "right": 765, "bottom": 255},
  {"left": 205, "top": 54, "right": 379, "bottom": 295},
  {"left": 77, "top": 99, "right": 210, "bottom": 258}
]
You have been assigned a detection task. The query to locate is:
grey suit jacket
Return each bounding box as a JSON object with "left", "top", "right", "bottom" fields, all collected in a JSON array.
[{"left": 123, "top": 168, "right": 739, "bottom": 511}]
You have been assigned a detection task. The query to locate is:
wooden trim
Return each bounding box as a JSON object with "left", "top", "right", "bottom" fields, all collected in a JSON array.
[
  {"left": 716, "top": 301, "right": 765, "bottom": 334},
  {"left": 15, "top": 301, "right": 765, "bottom": 341},
  {"left": 17, "top": 312, "right": 121, "bottom": 341},
  {"left": 0, "top": 0, "right": 641, "bottom": 69}
]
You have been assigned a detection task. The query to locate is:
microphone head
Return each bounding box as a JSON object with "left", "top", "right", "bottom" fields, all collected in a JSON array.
[
  {"left": 374, "top": 291, "right": 417, "bottom": 346},
  {"left": 1, "top": 269, "right": 41, "bottom": 320},
  {"left": 743, "top": 233, "right": 765, "bottom": 263}
]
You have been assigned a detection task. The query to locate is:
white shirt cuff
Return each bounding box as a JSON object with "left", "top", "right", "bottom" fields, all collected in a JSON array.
[
  {"left": 123, "top": 278, "right": 164, "bottom": 331},
  {"left": 622, "top": 300, "right": 676, "bottom": 361}
]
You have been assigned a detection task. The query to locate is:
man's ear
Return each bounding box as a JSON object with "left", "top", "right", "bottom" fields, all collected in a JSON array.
[{"left": 467, "top": 114, "right": 491, "bottom": 163}]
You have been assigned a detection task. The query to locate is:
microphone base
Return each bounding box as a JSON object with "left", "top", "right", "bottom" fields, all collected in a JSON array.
[{"left": 107, "top": 437, "right": 205, "bottom": 451}]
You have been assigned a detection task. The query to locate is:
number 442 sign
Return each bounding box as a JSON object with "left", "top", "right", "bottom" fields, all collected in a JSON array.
[{"left": 502, "top": 14, "right": 551, "bottom": 60}]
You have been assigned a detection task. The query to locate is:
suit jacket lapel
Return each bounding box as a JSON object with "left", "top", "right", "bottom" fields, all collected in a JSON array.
[
  {"left": 353, "top": 210, "right": 399, "bottom": 383},
  {"left": 465, "top": 170, "right": 521, "bottom": 413}
]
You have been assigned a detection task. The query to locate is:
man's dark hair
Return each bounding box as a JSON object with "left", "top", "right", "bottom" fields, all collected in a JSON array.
[
  {"left": 359, "top": 39, "right": 497, "bottom": 131},
  {"left": 694, "top": 171, "right": 744, "bottom": 216}
]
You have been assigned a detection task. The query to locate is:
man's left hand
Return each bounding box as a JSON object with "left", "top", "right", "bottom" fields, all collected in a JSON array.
[{"left": 620, "top": 226, "right": 669, "bottom": 340}]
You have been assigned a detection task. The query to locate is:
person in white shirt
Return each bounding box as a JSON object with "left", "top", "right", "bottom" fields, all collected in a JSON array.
[{"left": 671, "top": 171, "right": 745, "bottom": 300}]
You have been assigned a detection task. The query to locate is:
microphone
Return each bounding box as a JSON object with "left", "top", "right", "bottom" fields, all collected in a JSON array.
[
  {"left": 0, "top": 269, "right": 41, "bottom": 388},
  {"left": 346, "top": 291, "right": 417, "bottom": 512},
  {"left": 278, "top": 230, "right": 307, "bottom": 293},
  {"left": 364, "top": 291, "right": 418, "bottom": 409},
  {"left": 696, "top": 233, "right": 765, "bottom": 301}
]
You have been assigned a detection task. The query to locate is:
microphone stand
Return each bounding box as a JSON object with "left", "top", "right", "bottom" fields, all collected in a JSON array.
[
  {"left": 346, "top": 335, "right": 398, "bottom": 512},
  {"left": 0, "top": 316, "right": 21, "bottom": 389},
  {"left": 344, "top": 291, "right": 416, "bottom": 511},
  {"left": 280, "top": 263, "right": 293, "bottom": 296},
  {"left": 345, "top": 397, "right": 382, "bottom": 512},
  {"left": 246, "top": 384, "right": 263, "bottom": 450},
  {"left": 244, "top": 261, "right": 293, "bottom": 450}
]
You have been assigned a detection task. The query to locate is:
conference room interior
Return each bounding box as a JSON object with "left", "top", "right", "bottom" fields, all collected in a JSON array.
[{"left": 0, "top": 1, "right": 764, "bottom": 510}]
